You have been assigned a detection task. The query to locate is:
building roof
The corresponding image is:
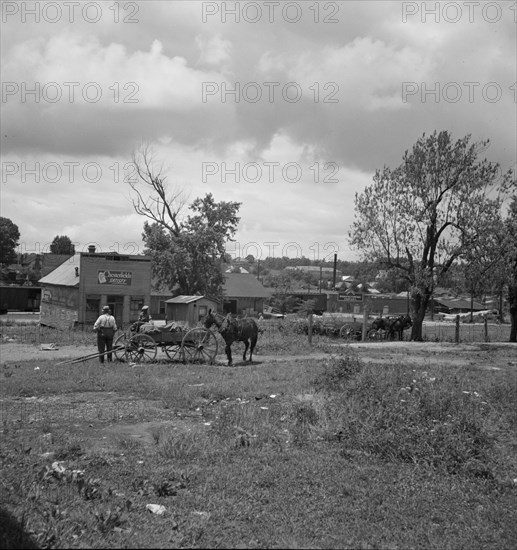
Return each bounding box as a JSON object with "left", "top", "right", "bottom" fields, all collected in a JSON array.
[
  {"left": 434, "top": 297, "right": 485, "bottom": 311},
  {"left": 38, "top": 254, "right": 81, "bottom": 287},
  {"left": 225, "top": 266, "right": 250, "bottom": 274},
  {"left": 285, "top": 265, "right": 339, "bottom": 273},
  {"left": 165, "top": 295, "right": 209, "bottom": 304},
  {"left": 224, "top": 273, "right": 272, "bottom": 298},
  {"left": 41, "top": 254, "right": 74, "bottom": 277}
]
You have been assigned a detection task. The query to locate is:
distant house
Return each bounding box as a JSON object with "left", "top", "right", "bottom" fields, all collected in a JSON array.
[
  {"left": 223, "top": 273, "right": 271, "bottom": 316},
  {"left": 149, "top": 271, "right": 271, "bottom": 318},
  {"left": 433, "top": 297, "right": 485, "bottom": 315},
  {"left": 225, "top": 265, "right": 250, "bottom": 274},
  {"left": 285, "top": 265, "right": 339, "bottom": 275}
]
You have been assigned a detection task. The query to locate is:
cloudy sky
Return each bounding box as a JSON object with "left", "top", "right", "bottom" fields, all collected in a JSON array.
[{"left": 1, "top": 0, "right": 515, "bottom": 263}]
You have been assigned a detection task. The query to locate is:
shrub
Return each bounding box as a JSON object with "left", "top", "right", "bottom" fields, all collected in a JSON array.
[
  {"left": 314, "top": 356, "right": 504, "bottom": 478},
  {"left": 313, "top": 353, "right": 362, "bottom": 393}
]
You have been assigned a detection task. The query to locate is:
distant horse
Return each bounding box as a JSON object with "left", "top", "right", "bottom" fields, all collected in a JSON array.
[
  {"left": 204, "top": 310, "right": 259, "bottom": 366},
  {"left": 388, "top": 315, "right": 413, "bottom": 341},
  {"left": 371, "top": 317, "right": 391, "bottom": 332}
]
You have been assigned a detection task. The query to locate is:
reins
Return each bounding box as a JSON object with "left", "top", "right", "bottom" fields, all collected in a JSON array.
[{"left": 208, "top": 312, "right": 244, "bottom": 340}]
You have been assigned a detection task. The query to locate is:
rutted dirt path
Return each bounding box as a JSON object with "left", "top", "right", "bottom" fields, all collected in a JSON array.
[{"left": 1, "top": 341, "right": 515, "bottom": 368}]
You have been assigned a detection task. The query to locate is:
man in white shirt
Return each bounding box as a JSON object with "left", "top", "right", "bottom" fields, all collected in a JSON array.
[{"left": 93, "top": 306, "right": 118, "bottom": 363}]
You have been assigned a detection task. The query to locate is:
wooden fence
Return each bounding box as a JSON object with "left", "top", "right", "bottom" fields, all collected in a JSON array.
[
  {"left": 0, "top": 316, "right": 513, "bottom": 349},
  {"left": 1, "top": 322, "right": 96, "bottom": 346},
  {"left": 257, "top": 316, "right": 512, "bottom": 344}
]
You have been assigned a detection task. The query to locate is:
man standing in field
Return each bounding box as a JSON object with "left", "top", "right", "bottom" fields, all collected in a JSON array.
[{"left": 93, "top": 306, "right": 118, "bottom": 363}]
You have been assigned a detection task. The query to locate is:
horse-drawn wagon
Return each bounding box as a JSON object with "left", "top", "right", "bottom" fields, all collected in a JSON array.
[
  {"left": 365, "top": 315, "right": 413, "bottom": 341},
  {"left": 113, "top": 322, "right": 218, "bottom": 364},
  {"left": 326, "top": 314, "right": 413, "bottom": 341}
]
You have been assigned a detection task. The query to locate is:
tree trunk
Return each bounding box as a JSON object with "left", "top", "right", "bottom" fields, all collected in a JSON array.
[
  {"left": 498, "top": 286, "right": 504, "bottom": 323},
  {"left": 410, "top": 292, "right": 431, "bottom": 341},
  {"left": 509, "top": 284, "right": 517, "bottom": 343}
]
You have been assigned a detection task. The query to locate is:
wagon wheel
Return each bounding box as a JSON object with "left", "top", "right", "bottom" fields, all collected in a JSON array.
[
  {"left": 339, "top": 324, "right": 356, "bottom": 340},
  {"left": 164, "top": 342, "right": 182, "bottom": 362},
  {"left": 367, "top": 328, "right": 382, "bottom": 341},
  {"left": 113, "top": 332, "right": 128, "bottom": 361},
  {"left": 125, "top": 333, "right": 157, "bottom": 364},
  {"left": 181, "top": 328, "right": 218, "bottom": 364}
]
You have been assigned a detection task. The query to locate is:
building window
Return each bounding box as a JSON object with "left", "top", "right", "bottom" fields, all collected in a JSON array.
[{"left": 159, "top": 301, "right": 166, "bottom": 315}]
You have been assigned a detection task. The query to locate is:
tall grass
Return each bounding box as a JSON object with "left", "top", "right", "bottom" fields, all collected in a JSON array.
[
  {"left": 0, "top": 321, "right": 96, "bottom": 346},
  {"left": 313, "top": 354, "right": 516, "bottom": 479}
]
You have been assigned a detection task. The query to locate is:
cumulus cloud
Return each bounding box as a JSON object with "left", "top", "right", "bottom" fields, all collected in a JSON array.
[{"left": 1, "top": 0, "right": 514, "bottom": 260}]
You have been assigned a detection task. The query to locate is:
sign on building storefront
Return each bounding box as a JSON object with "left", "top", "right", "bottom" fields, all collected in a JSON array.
[
  {"left": 338, "top": 293, "right": 363, "bottom": 302},
  {"left": 97, "top": 271, "right": 132, "bottom": 286}
]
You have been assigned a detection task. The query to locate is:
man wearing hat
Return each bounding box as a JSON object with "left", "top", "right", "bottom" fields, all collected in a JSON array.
[
  {"left": 139, "top": 305, "right": 152, "bottom": 324},
  {"left": 131, "top": 305, "right": 152, "bottom": 333},
  {"left": 93, "top": 306, "right": 118, "bottom": 363}
]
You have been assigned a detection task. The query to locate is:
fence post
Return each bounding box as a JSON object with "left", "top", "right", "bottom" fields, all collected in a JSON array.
[
  {"left": 484, "top": 316, "right": 488, "bottom": 342},
  {"left": 308, "top": 313, "right": 313, "bottom": 346},
  {"left": 362, "top": 304, "right": 369, "bottom": 341},
  {"left": 455, "top": 315, "right": 460, "bottom": 344}
]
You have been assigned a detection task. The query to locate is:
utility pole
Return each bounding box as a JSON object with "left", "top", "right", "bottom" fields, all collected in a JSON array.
[{"left": 332, "top": 253, "right": 337, "bottom": 290}]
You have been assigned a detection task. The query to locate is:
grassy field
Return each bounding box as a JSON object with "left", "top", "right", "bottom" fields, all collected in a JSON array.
[{"left": 1, "top": 335, "right": 516, "bottom": 549}]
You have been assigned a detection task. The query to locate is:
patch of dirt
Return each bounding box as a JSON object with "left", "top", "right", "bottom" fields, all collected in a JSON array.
[
  {"left": 1, "top": 391, "right": 208, "bottom": 457},
  {"left": 1, "top": 343, "right": 97, "bottom": 364}
]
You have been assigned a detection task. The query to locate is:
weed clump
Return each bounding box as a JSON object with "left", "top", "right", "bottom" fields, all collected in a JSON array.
[
  {"left": 313, "top": 354, "right": 510, "bottom": 479},
  {"left": 313, "top": 353, "right": 362, "bottom": 393}
]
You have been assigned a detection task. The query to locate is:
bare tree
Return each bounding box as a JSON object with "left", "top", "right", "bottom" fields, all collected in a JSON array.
[
  {"left": 128, "top": 144, "right": 241, "bottom": 298},
  {"left": 130, "top": 144, "right": 189, "bottom": 236}
]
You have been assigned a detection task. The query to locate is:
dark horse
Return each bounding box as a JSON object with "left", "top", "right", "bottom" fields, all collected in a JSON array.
[
  {"left": 371, "top": 317, "right": 391, "bottom": 332},
  {"left": 371, "top": 315, "right": 412, "bottom": 340},
  {"left": 388, "top": 314, "right": 413, "bottom": 341},
  {"left": 204, "top": 309, "right": 259, "bottom": 366}
]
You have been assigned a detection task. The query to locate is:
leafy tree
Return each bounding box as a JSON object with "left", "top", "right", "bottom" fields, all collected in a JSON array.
[
  {"left": 271, "top": 294, "right": 301, "bottom": 314},
  {"left": 350, "top": 131, "right": 513, "bottom": 340},
  {"left": 0, "top": 217, "right": 20, "bottom": 266},
  {"left": 462, "top": 215, "right": 507, "bottom": 321},
  {"left": 503, "top": 198, "right": 517, "bottom": 341},
  {"left": 463, "top": 196, "right": 517, "bottom": 340},
  {"left": 130, "top": 146, "right": 240, "bottom": 299},
  {"left": 50, "top": 235, "right": 75, "bottom": 255},
  {"left": 263, "top": 271, "right": 293, "bottom": 293},
  {"left": 374, "top": 266, "right": 409, "bottom": 294}
]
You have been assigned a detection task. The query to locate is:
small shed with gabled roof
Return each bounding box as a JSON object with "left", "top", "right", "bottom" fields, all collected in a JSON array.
[{"left": 165, "top": 295, "right": 219, "bottom": 327}]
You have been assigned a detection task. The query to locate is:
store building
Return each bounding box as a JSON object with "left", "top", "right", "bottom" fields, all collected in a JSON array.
[{"left": 39, "top": 247, "right": 152, "bottom": 329}]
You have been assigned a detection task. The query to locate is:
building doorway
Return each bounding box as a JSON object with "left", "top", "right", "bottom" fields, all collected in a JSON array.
[
  {"left": 223, "top": 299, "right": 237, "bottom": 315},
  {"left": 107, "top": 296, "right": 124, "bottom": 328}
]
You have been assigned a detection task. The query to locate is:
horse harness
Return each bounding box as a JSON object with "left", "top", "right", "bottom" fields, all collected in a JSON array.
[{"left": 218, "top": 313, "right": 243, "bottom": 341}]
